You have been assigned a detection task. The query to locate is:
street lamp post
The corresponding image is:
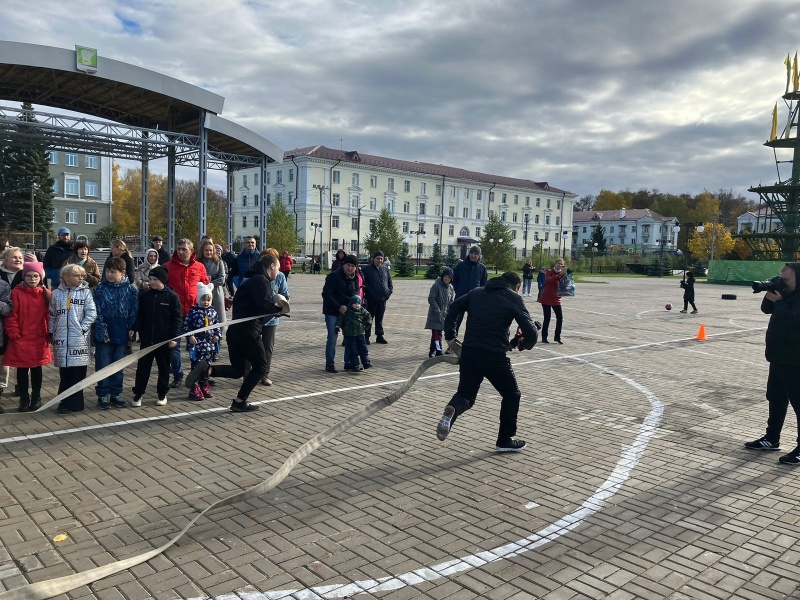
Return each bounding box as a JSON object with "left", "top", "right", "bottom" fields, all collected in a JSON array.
[
  {"left": 585, "top": 242, "right": 598, "bottom": 274},
  {"left": 356, "top": 204, "right": 363, "bottom": 257},
  {"left": 312, "top": 184, "right": 328, "bottom": 256},
  {"left": 489, "top": 237, "right": 504, "bottom": 274},
  {"left": 309, "top": 222, "right": 322, "bottom": 273},
  {"left": 409, "top": 227, "right": 426, "bottom": 273},
  {"left": 675, "top": 221, "right": 704, "bottom": 277},
  {"left": 523, "top": 214, "right": 529, "bottom": 257},
  {"left": 561, "top": 231, "right": 569, "bottom": 260}
]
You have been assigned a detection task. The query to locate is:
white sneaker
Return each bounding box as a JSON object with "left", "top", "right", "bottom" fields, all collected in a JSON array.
[
  {"left": 156, "top": 396, "right": 168, "bottom": 406},
  {"left": 130, "top": 395, "right": 142, "bottom": 408}
]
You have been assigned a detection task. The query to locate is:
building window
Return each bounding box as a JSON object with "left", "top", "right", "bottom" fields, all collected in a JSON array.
[
  {"left": 266, "top": 172, "right": 271, "bottom": 184},
  {"left": 85, "top": 181, "right": 98, "bottom": 197},
  {"left": 369, "top": 219, "right": 376, "bottom": 230},
  {"left": 243, "top": 194, "right": 248, "bottom": 206},
  {"left": 419, "top": 203, "right": 426, "bottom": 215},
  {"left": 534, "top": 232, "right": 539, "bottom": 241},
  {"left": 512, "top": 212, "right": 518, "bottom": 223},
  {"left": 243, "top": 174, "right": 248, "bottom": 187},
  {"left": 333, "top": 216, "right": 340, "bottom": 228},
  {"left": 333, "top": 170, "right": 340, "bottom": 184},
  {"left": 243, "top": 216, "right": 247, "bottom": 228},
  {"left": 52, "top": 208, "right": 58, "bottom": 222},
  {"left": 502, "top": 193, "right": 507, "bottom": 203},
  {"left": 352, "top": 217, "right": 359, "bottom": 230},
  {"left": 254, "top": 194, "right": 259, "bottom": 206},
  {"left": 288, "top": 192, "right": 294, "bottom": 204},
  {"left": 448, "top": 225, "right": 454, "bottom": 236},
  {"left": 501, "top": 211, "right": 507, "bottom": 222},
  {"left": 370, "top": 175, "right": 377, "bottom": 188},
  {"left": 545, "top": 215, "right": 551, "bottom": 225},
  {"left": 65, "top": 177, "right": 79, "bottom": 196},
  {"left": 477, "top": 190, "right": 482, "bottom": 201},
  {"left": 266, "top": 193, "right": 271, "bottom": 205},
  {"left": 85, "top": 155, "right": 98, "bottom": 169},
  {"left": 254, "top": 173, "right": 259, "bottom": 186},
  {"left": 514, "top": 195, "right": 519, "bottom": 204},
  {"left": 536, "top": 198, "right": 541, "bottom": 207},
  {"left": 276, "top": 192, "right": 282, "bottom": 203},
  {"left": 333, "top": 193, "right": 340, "bottom": 206},
  {"left": 476, "top": 208, "right": 482, "bottom": 220},
  {"left": 489, "top": 210, "right": 494, "bottom": 219},
  {"left": 369, "top": 197, "right": 377, "bottom": 210},
  {"left": 65, "top": 209, "right": 78, "bottom": 224},
  {"left": 276, "top": 170, "right": 283, "bottom": 184},
  {"left": 350, "top": 240, "right": 358, "bottom": 252},
  {"left": 448, "top": 206, "right": 455, "bottom": 217},
  {"left": 526, "top": 196, "right": 530, "bottom": 206},
  {"left": 435, "top": 205, "right": 441, "bottom": 216},
  {"left": 465, "top": 188, "right": 470, "bottom": 200},
  {"left": 388, "top": 178, "right": 395, "bottom": 191},
  {"left": 332, "top": 240, "right": 339, "bottom": 250},
  {"left": 386, "top": 199, "right": 394, "bottom": 213},
  {"left": 254, "top": 216, "right": 259, "bottom": 228},
  {"left": 582, "top": 226, "right": 587, "bottom": 233},
  {"left": 463, "top": 207, "right": 469, "bottom": 218},
  {"left": 451, "top": 186, "right": 456, "bottom": 197},
  {"left": 289, "top": 169, "right": 294, "bottom": 182},
  {"left": 556, "top": 216, "right": 560, "bottom": 225},
  {"left": 404, "top": 180, "right": 410, "bottom": 192},
  {"left": 535, "top": 215, "right": 540, "bottom": 224},
  {"left": 353, "top": 173, "right": 359, "bottom": 186},
  {"left": 421, "top": 182, "right": 427, "bottom": 194},
  {"left": 547, "top": 198, "right": 551, "bottom": 208},
  {"left": 557, "top": 199, "right": 561, "bottom": 209},
  {"left": 545, "top": 232, "right": 550, "bottom": 241},
  {"left": 512, "top": 230, "right": 517, "bottom": 240},
  {"left": 476, "top": 226, "right": 481, "bottom": 237},
  {"left": 403, "top": 201, "right": 410, "bottom": 213},
  {"left": 402, "top": 221, "right": 409, "bottom": 233},
  {"left": 65, "top": 153, "right": 78, "bottom": 167},
  {"left": 489, "top": 192, "right": 495, "bottom": 202},
  {"left": 434, "top": 224, "right": 440, "bottom": 235},
  {"left": 436, "top": 184, "right": 442, "bottom": 196},
  {"left": 49, "top": 151, "right": 58, "bottom": 164}
]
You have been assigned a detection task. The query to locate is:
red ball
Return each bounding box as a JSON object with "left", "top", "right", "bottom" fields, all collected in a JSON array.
[{"left": 665, "top": 303, "right": 672, "bottom": 311}]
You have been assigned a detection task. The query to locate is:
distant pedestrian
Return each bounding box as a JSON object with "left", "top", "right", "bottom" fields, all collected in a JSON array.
[
  {"left": 279, "top": 251, "right": 294, "bottom": 279},
  {"left": 235, "top": 236, "right": 260, "bottom": 287},
  {"left": 42, "top": 227, "right": 73, "bottom": 287},
  {"left": 150, "top": 236, "right": 171, "bottom": 267},
  {"left": 521, "top": 258, "right": 534, "bottom": 296},
  {"left": 536, "top": 267, "right": 546, "bottom": 301},
  {"left": 425, "top": 267, "right": 455, "bottom": 357},
  {"left": 539, "top": 258, "right": 568, "bottom": 344},
  {"left": 680, "top": 272, "right": 698, "bottom": 314},
  {"left": 321, "top": 254, "right": 361, "bottom": 373},
  {"left": 361, "top": 251, "right": 393, "bottom": 344}
]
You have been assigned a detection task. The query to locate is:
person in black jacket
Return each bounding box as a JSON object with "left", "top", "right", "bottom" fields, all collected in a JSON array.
[
  {"left": 361, "top": 251, "right": 393, "bottom": 344},
  {"left": 745, "top": 263, "right": 800, "bottom": 464},
  {"left": 129, "top": 266, "right": 182, "bottom": 407},
  {"left": 184, "top": 254, "right": 286, "bottom": 412},
  {"left": 151, "top": 236, "right": 171, "bottom": 267},
  {"left": 436, "top": 271, "right": 538, "bottom": 452},
  {"left": 321, "top": 254, "right": 361, "bottom": 372},
  {"left": 42, "top": 228, "right": 74, "bottom": 287}
]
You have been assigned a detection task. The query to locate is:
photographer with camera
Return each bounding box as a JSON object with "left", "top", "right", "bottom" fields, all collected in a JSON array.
[
  {"left": 435, "top": 271, "right": 538, "bottom": 452},
  {"left": 745, "top": 263, "right": 800, "bottom": 464}
]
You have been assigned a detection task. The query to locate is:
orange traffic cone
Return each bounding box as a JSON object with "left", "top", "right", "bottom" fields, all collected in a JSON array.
[{"left": 695, "top": 323, "right": 707, "bottom": 341}]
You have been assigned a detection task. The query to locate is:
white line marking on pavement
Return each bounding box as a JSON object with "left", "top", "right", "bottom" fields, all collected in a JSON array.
[{"left": 189, "top": 358, "right": 664, "bottom": 600}]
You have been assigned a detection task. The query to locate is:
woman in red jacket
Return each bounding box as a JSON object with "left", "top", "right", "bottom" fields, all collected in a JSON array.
[
  {"left": 279, "top": 251, "right": 293, "bottom": 279},
  {"left": 4, "top": 262, "right": 52, "bottom": 411},
  {"left": 538, "top": 258, "right": 569, "bottom": 344}
]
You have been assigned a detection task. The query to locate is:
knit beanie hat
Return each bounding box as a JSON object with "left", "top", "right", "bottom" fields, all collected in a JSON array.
[
  {"left": 22, "top": 261, "right": 44, "bottom": 278},
  {"left": 350, "top": 295, "right": 362, "bottom": 307},
  {"left": 150, "top": 266, "right": 168, "bottom": 285},
  {"left": 441, "top": 267, "right": 454, "bottom": 278},
  {"left": 469, "top": 245, "right": 481, "bottom": 255},
  {"left": 373, "top": 251, "right": 384, "bottom": 259},
  {"left": 196, "top": 282, "right": 214, "bottom": 299},
  {"left": 343, "top": 254, "right": 359, "bottom": 266}
]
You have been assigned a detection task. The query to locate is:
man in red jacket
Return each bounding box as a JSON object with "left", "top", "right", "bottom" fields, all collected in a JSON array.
[{"left": 165, "top": 238, "right": 210, "bottom": 387}]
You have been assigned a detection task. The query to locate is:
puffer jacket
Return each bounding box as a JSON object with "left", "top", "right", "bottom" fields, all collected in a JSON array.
[
  {"left": 49, "top": 281, "right": 97, "bottom": 367},
  {"left": 425, "top": 276, "right": 455, "bottom": 330},
  {"left": 4, "top": 284, "right": 52, "bottom": 368},
  {"left": 452, "top": 258, "right": 487, "bottom": 298},
  {"left": 93, "top": 280, "right": 138, "bottom": 345},
  {"left": 362, "top": 262, "right": 393, "bottom": 302},
  {"left": 183, "top": 305, "right": 221, "bottom": 362},
  {"left": 336, "top": 306, "right": 372, "bottom": 337},
  {"left": 0, "top": 279, "right": 11, "bottom": 352},
  {"left": 762, "top": 262, "right": 800, "bottom": 365},
  {"left": 134, "top": 260, "right": 159, "bottom": 291},
  {"left": 166, "top": 251, "right": 210, "bottom": 315}
]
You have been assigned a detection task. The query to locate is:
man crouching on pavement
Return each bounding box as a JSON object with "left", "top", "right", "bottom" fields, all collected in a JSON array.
[{"left": 436, "top": 271, "right": 538, "bottom": 452}]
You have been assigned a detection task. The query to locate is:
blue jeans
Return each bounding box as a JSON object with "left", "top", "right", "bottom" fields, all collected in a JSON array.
[
  {"left": 522, "top": 278, "right": 533, "bottom": 295},
  {"left": 95, "top": 343, "right": 127, "bottom": 397},
  {"left": 171, "top": 338, "right": 183, "bottom": 379},
  {"left": 325, "top": 314, "right": 340, "bottom": 365}
]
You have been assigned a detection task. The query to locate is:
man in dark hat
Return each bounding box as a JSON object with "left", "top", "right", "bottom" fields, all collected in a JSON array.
[
  {"left": 43, "top": 227, "right": 74, "bottom": 287},
  {"left": 361, "top": 250, "right": 393, "bottom": 344},
  {"left": 452, "top": 245, "right": 488, "bottom": 298},
  {"left": 151, "top": 236, "right": 171, "bottom": 266},
  {"left": 321, "top": 254, "right": 361, "bottom": 372}
]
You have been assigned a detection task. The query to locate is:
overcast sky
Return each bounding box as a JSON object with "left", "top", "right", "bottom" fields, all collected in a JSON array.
[{"left": 1, "top": 0, "right": 798, "bottom": 199}]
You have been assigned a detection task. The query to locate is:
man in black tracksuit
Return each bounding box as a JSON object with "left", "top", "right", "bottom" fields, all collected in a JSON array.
[
  {"left": 361, "top": 251, "right": 393, "bottom": 344},
  {"left": 436, "top": 271, "right": 538, "bottom": 452},
  {"left": 745, "top": 262, "right": 800, "bottom": 464},
  {"left": 185, "top": 254, "right": 284, "bottom": 412}
]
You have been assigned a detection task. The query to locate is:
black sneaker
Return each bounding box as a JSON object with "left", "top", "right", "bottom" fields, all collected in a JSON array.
[
  {"left": 56, "top": 405, "right": 72, "bottom": 415},
  {"left": 779, "top": 446, "right": 800, "bottom": 465},
  {"left": 230, "top": 400, "right": 259, "bottom": 412},
  {"left": 436, "top": 405, "right": 456, "bottom": 441},
  {"left": 376, "top": 336, "right": 388, "bottom": 344},
  {"left": 366, "top": 338, "right": 371, "bottom": 345},
  {"left": 744, "top": 436, "right": 781, "bottom": 451},
  {"left": 184, "top": 360, "right": 209, "bottom": 389},
  {"left": 362, "top": 362, "right": 372, "bottom": 369},
  {"left": 110, "top": 396, "right": 127, "bottom": 408},
  {"left": 496, "top": 438, "right": 527, "bottom": 452},
  {"left": 325, "top": 364, "right": 338, "bottom": 373},
  {"left": 169, "top": 375, "right": 183, "bottom": 389}
]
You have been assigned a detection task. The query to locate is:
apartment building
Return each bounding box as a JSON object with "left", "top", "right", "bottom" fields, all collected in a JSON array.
[
  {"left": 230, "top": 145, "right": 575, "bottom": 258},
  {"left": 48, "top": 150, "right": 112, "bottom": 242},
  {"left": 572, "top": 208, "right": 679, "bottom": 254}
]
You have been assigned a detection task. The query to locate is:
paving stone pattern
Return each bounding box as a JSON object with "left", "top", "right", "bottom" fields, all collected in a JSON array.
[{"left": 1, "top": 274, "right": 800, "bottom": 599}]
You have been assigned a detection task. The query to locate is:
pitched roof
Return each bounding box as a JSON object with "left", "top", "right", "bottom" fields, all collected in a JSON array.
[
  {"left": 284, "top": 145, "right": 573, "bottom": 196},
  {"left": 572, "top": 209, "right": 673, "bottom": 223}
]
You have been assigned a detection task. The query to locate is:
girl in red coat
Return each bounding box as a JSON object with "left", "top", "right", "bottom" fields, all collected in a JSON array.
[
  {"left": 4, "top": 262, "right": 52, "bottom": 411},
  {"left": 538, "top": 258, "right": 569, "bottom": 344}
]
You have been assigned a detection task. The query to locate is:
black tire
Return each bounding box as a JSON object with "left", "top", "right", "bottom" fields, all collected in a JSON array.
[{"left": 721, "top": 294, "right": 737, "bottom": 300}]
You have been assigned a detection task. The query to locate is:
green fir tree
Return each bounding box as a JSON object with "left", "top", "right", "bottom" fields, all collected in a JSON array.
[
  {"left": 445, "top": 245, "right": 459, "bottom": 268},
  {"left": 0, "top": 103, "right": 55, "bottom": 234},
  {"left": 363, "top": 207, "right": 405, "bottom": 261},
  {"left": 481, "top": 213, "right": 515, "bottom": 272},
  {"left": 590, "top": 224, "right": 608, "bottom": 252},
  {"left": 394, "top": 243, "right": 415, "bottom": 277},
  {"left": 425, "top": 242, "right": 445, "bottom": 279}
]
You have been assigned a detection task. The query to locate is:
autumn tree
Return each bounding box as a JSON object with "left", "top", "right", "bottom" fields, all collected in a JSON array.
[
  {"left": 687, "top": 222, "right": 735, "bottom": 260},
  {"left": 593, "top": 189, "right": 626, "bottom": 211},
  {"left": 265, "top": 197, "right": 299, "bottom": 254}
]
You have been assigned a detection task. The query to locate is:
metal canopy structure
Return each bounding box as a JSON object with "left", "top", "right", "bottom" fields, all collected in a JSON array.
[{"left": 0, "top": 41, "right": 284, "bottom": 247}]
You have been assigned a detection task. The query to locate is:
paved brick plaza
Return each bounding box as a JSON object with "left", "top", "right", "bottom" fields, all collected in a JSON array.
[{"left": 1, "top": 273, "right": 799, "bottom": 600}]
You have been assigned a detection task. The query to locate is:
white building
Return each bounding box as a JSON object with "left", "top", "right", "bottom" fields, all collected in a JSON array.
[
  {"left": 736, "top": 207, "right": 781, "bottom": 234},
  {"left": 572, "top": 208, "right": 679, "bottom": 254},
  {"left": 230, "top": 145, "right": 575, "bottom": 258},
  {"left": 48, "top": 150, "right": 113, "bottom": 242}
]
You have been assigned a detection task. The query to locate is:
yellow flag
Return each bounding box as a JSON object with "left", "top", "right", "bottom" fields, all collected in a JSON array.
[
  {"left": 770, "top": 103, "right": 778, "bottom": 141},
  {"left": 786, "top": 53, "right": 792, "bottom": 93},
  {"left": 793, "top": 52, "right": 799, "bottom": 92}
]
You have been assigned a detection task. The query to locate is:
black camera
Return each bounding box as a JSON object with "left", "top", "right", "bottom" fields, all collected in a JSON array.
[{"left": 752, "top": 276, "right": 786, "bottom": 294}]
